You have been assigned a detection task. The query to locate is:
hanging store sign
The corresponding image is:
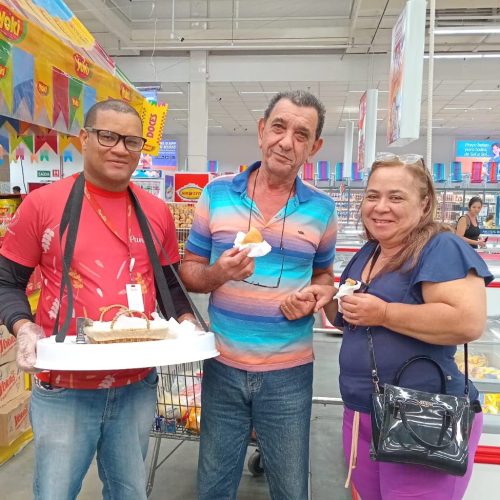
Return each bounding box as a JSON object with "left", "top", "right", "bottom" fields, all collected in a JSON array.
[
  {"left": 358, "top": 89, "right": 378, "bottom": 170},
  {"left": 387, "top": 0, "right": 426, "bottom": 146}
]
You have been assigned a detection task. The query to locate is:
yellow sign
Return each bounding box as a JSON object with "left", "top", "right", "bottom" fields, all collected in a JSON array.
[
  {"left": 141, "top": 101, "right": 168, "bottom": 156},
  {"left": 177, "top": 184, "right": 203, "bottom": 201}
]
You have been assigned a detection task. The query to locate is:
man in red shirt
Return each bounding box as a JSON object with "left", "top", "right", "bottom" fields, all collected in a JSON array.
[{"left": 0, "top": 100, "right": 195, "bottom": 499}]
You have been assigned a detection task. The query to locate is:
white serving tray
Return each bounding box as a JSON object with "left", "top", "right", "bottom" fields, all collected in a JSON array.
[{"left": 34, "top": 332, "right": 219, "bottom": 371}]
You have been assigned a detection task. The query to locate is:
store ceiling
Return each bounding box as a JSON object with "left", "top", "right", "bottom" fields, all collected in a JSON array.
[{"left": 64, "top": 0, "right": 500, "bottom": 137}]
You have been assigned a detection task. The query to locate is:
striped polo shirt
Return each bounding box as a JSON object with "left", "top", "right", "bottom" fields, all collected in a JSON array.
[{"left": 186, "top": 162, "right": 337, "bottom": 371}]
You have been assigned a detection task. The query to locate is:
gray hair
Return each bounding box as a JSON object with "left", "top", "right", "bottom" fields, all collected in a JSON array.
[
  {"left": 84, "top": 99, "right": 142, "bottom": 128},
  {"left": 264, "top": 90, "right": 326, "bottom": 140}
]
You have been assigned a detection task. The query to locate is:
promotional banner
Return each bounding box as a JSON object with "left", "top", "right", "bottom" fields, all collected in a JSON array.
[
  {"left": 358, "top": 89, "right": 378, "bottom": 170},
  {"left": 34, "top": 57, "right": 53, "bottom": 127},
  {"left": 141, "top": 101, "right": 168, "bottom": 156},
  {"left": 455, "top": 140, "right": 500, "bottom": 174},
  {"left": 0, "top": 40, "right": 13, "bottom": 114},
  {"left": 0, "top": 1, "right": 166, "bottom": 153},
  {"left": 152, "top": 139, "right": 177, "bottom": 167},
  {"left": 207, "top": 160, "right": 218, "bottom": 173},
  {"left": 12, "top": 46, "right": 34, "bottom": 122},
  {"left": 68, "top": 76, "right": 84, "bottom": 130},
  {"left": 59, "top": 133, "right": 81, "bottom": 154},
  {"left": 174, "top": 173, "right": 210, "bottom": 202},
  {"left": 316, "top": 160, "right": 330, "bottom": 181},
  {"left": 387, "top": 0, "right": 426, "bottom": 146}
]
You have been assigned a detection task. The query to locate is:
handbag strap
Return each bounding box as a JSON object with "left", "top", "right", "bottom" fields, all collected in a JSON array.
[
  {"left": 394, "top": 355, "right": 447, "bottom": 394},
  {"left": 367, "top": 329, "right": 470, "bottom": 397},
  {"left": 53, "top": 173, "right": 208, "bottom": 343},
  {"left": 397, "top": 400, "right": 457, "bottom": 450}
]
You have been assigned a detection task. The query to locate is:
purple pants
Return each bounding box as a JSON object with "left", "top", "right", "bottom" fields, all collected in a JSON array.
[{"left": 343, "top": 407, "right": 483, "bottom": 500}]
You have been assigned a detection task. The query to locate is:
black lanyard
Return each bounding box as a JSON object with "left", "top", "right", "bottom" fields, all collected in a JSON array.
[{"left": 53, "top": 173, "right": 208, "bottom": 342}]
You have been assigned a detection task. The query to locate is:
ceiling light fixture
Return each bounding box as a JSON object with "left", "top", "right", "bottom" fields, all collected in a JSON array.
[
  {"left": 424, "top": 53, "right": 500, "bottom": 59},
  {"left": 465, "top": 89, "right": 500, "bottom": 93},
  {"left": 434, "top": 26, "right": 500, "bottom": 35},
  {"left": 158, "top": 91, "right": 184, "bottom": 95},
  {"left": 239, "top": 91, "right": 279, "bottom": 95},
  {"left": 444, "top": 106, "right": 493, "bottom": 110}
]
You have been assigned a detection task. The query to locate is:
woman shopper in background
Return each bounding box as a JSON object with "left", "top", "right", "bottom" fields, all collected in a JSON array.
[
  {"left": 484, "top": 213, "right": 496, "bottom": 229},
  {"left": 456, "top": 196, "right": 486, "bottom": 249},
  {"left": 294, "top": 154, "right": 492, "bottom": 500}
]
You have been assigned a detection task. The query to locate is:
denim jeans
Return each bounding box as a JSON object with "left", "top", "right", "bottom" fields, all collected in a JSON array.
[
  {"left": 198, "top": 358, "right": 313, "bottom": 500},
  {"left": 29, "top": 369, "right": 158, "bottom": 500}
]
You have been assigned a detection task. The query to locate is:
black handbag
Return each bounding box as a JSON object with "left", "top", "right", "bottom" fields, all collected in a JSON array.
[{"left": 368, "top": 328, "right": 481, "bottom": 476}]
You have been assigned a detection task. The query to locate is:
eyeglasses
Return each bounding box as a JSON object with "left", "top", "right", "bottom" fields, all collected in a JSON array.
[
  {"left": 85, "top": 128, "right": 146, "bottom": 152},
  {"left": 242, "top": 170, "right": 293, "bottom": 288},
  {"left": 375, "top": 152, "right": 425, "bottom": 167}
]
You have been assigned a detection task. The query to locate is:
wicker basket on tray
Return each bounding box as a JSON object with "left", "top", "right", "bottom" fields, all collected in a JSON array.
[{"left": 84, "top": 305, "right": 170, "bottom": 344}]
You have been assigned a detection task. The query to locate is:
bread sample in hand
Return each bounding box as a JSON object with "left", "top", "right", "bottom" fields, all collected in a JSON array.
[
  {"left": 335, "top": 278, "right": 362, "bottom": 313},
  {"left": 241, "top": 226, "right": 264, "bottom": 244}
]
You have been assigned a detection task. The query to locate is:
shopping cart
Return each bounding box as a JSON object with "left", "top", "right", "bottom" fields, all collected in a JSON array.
[
  {"left": 147, "top": 362, "right": 203, "bottom": 496},
  {"left": 147, "top": 363, "right": 358, "bottom": 499}
]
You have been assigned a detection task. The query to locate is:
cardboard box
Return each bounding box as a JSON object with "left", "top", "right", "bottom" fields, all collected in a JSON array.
[
  {"left": 0, "top": 391, "right": 31, "bottom": 447},
  {"left": 0, "top": 325, "right": 16, "bottom": 365},
  {"left": 0, "top": 361, "right": 24, "bottom": 405}
]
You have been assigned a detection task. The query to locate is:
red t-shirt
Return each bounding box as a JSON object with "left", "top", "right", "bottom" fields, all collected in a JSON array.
[{"left": 1, "top": 175, "right": 180, "bottom": 389}]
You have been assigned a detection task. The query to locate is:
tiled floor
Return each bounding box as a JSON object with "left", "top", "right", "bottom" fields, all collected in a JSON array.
[{"left": 0, "top": 328, "right": 350, "bottom": 499}]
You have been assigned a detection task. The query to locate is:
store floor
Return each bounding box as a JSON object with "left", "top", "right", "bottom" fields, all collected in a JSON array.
[{"left": 0, "top": 332, "right": 349, "bottom": 500}]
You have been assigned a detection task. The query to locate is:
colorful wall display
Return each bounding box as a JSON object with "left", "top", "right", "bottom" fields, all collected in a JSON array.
[
  {"left": 455, "top": 140, "right": 500, "bottom": 174},
  {"left": 387, "top": 0, "right": 426, "bottom": 146},
  {"left": 0, "top": 1, "right": 166, "bottom": 152}
]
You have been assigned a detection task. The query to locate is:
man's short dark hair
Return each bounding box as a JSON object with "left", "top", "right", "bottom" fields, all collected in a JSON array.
[
  {"left": 84, "top": 99, "right": 142, "bottom": 128},
  {"left": 263, "top": 90, "right": 326, "bottom": 140},
  {"left": 12, "top": 186, "right": 21, "bottom": 193}
]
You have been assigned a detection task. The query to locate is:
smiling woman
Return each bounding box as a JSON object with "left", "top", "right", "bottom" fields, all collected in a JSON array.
[{"left": 300, "top": 153, "right": 493, "bottom": 500}]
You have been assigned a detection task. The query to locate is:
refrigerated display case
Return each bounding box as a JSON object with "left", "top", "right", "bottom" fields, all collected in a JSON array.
[
  {"left": 435, "top": 187, "right": 499, "bottom": 226},
  {"left": 131, "top": 169, "right": 166, "bottom": 199},
  {"left": 461, "top": 258, "right": 500, "bottom": 498},
  {"left": 328, "top": 184, "right": 499, "bottom": 227}
]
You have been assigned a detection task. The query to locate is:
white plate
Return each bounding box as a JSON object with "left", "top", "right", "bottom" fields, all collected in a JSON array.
[{"left": 34, "top": 332, "right": 219, "bottom": 371}]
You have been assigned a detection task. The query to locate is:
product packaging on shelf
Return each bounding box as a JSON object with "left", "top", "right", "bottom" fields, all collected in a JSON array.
[
  {"left": 0, "top": 361, "right": 24, "bottom": 406},
  {"left": 0, "top": 391, "right": 31, "bottom": 447},
  {"left": 0, "top": 325, "right": 16, "bottom": 365}
]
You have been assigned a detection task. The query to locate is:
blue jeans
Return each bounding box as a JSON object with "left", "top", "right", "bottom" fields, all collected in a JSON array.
[
  {"left": 29, "top": 369, "right": 158, "bottom": 500},
  {"left": 198, "top": 358, "right": 313, "bottom": 500}
]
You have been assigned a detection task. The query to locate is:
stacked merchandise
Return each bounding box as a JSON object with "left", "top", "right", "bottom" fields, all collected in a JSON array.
[
  {"left": 167, "top": 203, "right": 195, "bottom": 259},
  {"left": 0, "top": 324, "right": 32, "bottom": 464},
  {"left": 0, "top": 196, "right": 22, "bottom": 247}
]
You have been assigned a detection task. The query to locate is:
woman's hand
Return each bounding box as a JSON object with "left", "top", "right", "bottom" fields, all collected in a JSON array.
[
  {"left": 299, "top": 284, "right": 337, "bottom": 312},
  {"left": 477, "top": 239, "right": 487, "bottom": 248},
  {"left": 340, "top": 293, "right": 388, "bottom": 327}
]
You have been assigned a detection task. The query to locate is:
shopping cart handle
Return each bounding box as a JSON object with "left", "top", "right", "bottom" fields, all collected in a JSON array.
[{"left": 312, "top": 396, "right": 343, "bottom": 406}]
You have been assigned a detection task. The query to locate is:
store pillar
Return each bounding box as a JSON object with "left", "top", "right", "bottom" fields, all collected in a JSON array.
[
  {"left": 187, "top": 51, "right": 208, "bottom": 172},
  {"left": 343, "top": 121, "right": 354, "bottom": 180}
]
